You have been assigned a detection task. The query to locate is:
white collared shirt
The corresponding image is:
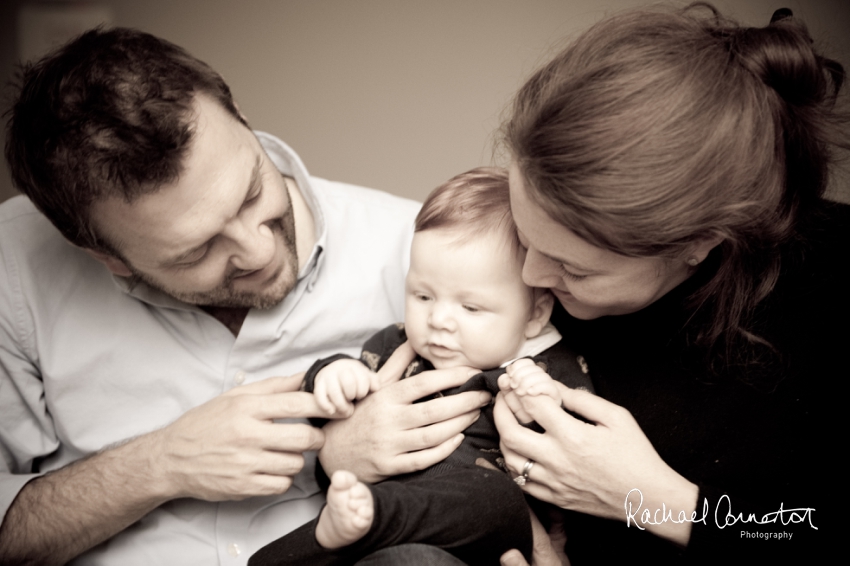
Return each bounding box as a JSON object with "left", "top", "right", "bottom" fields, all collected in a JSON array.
[{"left": 0, "top": 133, "right": 421, "bottom": 565}]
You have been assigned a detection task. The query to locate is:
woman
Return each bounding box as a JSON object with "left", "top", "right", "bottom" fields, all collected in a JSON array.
[{"left": 495, "top": 4, "right": 844, "bottom": 564}]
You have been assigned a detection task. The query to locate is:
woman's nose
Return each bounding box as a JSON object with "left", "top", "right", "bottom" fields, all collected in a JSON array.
[{"left": 522, "top": 247, "right": 564, "bottom": 289}]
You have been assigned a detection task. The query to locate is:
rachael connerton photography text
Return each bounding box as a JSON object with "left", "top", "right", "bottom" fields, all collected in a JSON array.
[{"left": 623, "top": 489, "right": 817, "bottom": 531}]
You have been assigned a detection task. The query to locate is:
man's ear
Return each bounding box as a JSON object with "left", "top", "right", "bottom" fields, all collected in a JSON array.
[
  {"left": 234, "top": 100, "right": 249, "bottom": 125},
  {"left": 524, "top": 288, "right": 555, "bottom": 339},
  {"left": 83, "top": 248, "right": 133, "bottom": 277}
]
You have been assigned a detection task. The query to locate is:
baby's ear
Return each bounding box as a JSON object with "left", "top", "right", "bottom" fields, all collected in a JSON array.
[{"left": 524, "top": 289, "right": 555, "bottom": 339}]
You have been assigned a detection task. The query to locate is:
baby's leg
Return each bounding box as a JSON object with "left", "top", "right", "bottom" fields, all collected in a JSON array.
[{"left": 315, "top": 470, "right": 375, "bottom": 549}]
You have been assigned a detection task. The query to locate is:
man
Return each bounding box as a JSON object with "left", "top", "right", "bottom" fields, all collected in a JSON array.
[{"left": 0, "top": 28, "right": 488, "bottom": 565}]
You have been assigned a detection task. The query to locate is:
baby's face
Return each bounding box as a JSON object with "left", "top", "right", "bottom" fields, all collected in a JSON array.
[{"left": 405, "top": 228, "right": 536, "bottom": 370}]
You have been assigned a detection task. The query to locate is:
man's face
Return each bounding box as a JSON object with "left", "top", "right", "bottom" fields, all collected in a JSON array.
[{"left": 90, "top": 95, "right": 299, "bottom": 309}]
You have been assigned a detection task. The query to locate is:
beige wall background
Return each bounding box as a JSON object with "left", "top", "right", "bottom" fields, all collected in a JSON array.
[{"left": 2, "top": 0, "right": 849, "bottom": 205}]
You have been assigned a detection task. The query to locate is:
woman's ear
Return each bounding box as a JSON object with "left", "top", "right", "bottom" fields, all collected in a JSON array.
[
  {"left": 524, "top": 289, "right": 555, "bottom": 339},
  {"left": 685, "top": 235, "right": 725, "bottom": 266}
]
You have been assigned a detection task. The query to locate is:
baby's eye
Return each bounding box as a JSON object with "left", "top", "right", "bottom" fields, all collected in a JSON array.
[
  {"left": 415, "top": 293, "right": 432, "bottom": 302},
  {"left": 462, "top": 304, "right": 480, "bottom": 313}
]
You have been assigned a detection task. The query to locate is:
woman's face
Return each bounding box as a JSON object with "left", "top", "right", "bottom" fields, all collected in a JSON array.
[{"left": 508, "top": 163, "right": 693, "bottom": 319}]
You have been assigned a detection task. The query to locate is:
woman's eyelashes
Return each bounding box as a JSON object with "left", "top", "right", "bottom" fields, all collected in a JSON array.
[{"left": 559, "top": 263, "right": 588, "bottom": 282}]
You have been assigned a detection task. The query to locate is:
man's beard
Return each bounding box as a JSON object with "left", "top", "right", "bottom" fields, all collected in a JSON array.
[{"left": 126, "top": 193, "right": 299, "bottom": 310}]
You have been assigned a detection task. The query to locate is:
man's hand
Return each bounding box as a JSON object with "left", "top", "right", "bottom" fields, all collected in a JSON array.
[
  {"left": 0, "top": 373, "right": 332, "bottom": 565},
  {"left": 152, "top": 373, "right": 331, "bottom": 500},
  {"left": 319, "top": 342, "right": 492, "bottom": 482}
]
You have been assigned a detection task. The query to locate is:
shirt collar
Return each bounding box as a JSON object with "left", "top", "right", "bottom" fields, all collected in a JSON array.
[
  {"left": 254, "top": 131, "right": 327, "bottom": 281},
  {"left": 499, "top": 322, "right": 563, "bottom": 368}
]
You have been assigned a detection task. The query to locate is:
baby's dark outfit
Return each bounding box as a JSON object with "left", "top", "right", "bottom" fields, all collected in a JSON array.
[{"left": 250, "top": 323, "right": 593, "bottom": 566}]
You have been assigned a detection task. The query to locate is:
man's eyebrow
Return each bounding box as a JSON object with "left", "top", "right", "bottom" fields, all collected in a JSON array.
[
  {"left": 165, "top": 154, "right": 263, "bottom": 266},
  {"left": 242, "top": 154, "right": 263, "bottom": 202}
]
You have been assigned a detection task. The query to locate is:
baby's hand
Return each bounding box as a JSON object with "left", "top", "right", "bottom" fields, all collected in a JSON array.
[
  {"left": 313, "top": 359, "right": 377, "bottom": 416},
  {"left": 498, "top": 358, "right": 561, "bottom": 424},
  {"left": 505, "top": 358, "right": 560, "bottom": 400}
]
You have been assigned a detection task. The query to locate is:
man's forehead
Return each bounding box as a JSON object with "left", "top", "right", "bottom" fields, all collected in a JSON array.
[{"left": 89, "top": 97, "right": 262, "bottom": 259}]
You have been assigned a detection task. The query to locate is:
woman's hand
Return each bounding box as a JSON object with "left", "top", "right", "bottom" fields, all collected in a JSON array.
[
  {"left": 493, "top": 383, "right": 699, "bottom": 545},
  {"left": 319, "top": 342, "right": 491, "bottom": 483}
]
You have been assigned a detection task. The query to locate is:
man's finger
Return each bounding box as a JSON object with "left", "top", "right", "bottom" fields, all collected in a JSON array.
[
  {"left": 374, "top": 340, "right": 416, "bottom": 388},
  {"left": 229, "top": 373, "right": 306, "bottom": 396},
  {"left": 393, "top": 366, "right": 483, "bottom": 404},
  {"left": 251, "top": 450, "right": 308, "bottom": 476},
  {"left": 254, "top": 391, "right": 337, "bottom": 420},
  {"left": 260, "top": 422, "right": 325, "bottom": 452},
  {"left": 404, "top": 409, "right": 480, "bottom": 451},
  {"left": 391, "top": 433, "right": 464, "bottom": 476},
  {"left": 405, "top": 390, "right": 490, "bottom": 429}
]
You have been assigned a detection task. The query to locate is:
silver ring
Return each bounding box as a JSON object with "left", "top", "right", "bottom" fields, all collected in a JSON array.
[{"left": 514, "top": 459, "right": 535, "bottom": 486}]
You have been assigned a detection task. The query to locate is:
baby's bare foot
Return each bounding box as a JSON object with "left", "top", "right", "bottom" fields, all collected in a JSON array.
[{"left": 315, "top": 470, "right": 374, "bottom": 549}]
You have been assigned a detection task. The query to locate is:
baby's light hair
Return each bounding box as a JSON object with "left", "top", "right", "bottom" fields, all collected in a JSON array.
[{"left": 415, "top": 167, "right": 519, "bottom": 253}]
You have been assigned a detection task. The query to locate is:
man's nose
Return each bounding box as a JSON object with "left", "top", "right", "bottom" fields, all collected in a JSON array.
[{"left": 227, "top": 220, "right": 276, "bottom": 273}]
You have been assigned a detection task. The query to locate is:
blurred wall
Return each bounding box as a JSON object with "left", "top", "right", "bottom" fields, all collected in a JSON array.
[{"left": 2, "top": 0, "right": 849, "bottom": 205}]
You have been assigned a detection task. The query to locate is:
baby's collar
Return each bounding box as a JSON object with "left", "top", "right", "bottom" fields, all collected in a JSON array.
[{"left": 499, "top": 322, "right": 562, "bottom": 368}]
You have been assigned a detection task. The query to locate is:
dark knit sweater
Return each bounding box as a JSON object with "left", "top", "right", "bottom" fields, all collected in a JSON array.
[{"left": 553, "top": 201, "right": 846, "bottom": 564}]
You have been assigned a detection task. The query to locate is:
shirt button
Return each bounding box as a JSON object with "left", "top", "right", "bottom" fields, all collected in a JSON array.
[
  {"left": 234, "top": 371, "right": 247, "bottom": 385},
  {"left": 227, "top": 542, "right": 241, "bottom": 557}
]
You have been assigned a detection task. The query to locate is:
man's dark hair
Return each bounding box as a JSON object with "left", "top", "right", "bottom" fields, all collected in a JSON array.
[{"left": 4, "top": 27, "right": 247, "bottom": 250}]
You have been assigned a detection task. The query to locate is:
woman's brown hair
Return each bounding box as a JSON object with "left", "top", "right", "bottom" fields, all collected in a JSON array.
[{"left": 504, "top": 3, "right": 847, "bottom": 366}]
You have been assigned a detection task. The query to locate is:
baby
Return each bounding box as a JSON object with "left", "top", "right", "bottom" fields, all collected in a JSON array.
[{"left": 250, "top": 167, "right": 593, "bottom": 566}]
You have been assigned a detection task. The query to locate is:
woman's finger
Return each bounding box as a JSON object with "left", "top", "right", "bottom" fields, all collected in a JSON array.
[
  {"left": 511, "top": 387, "right": 599, "bottom": 433},
  {"left": 554, "top": 382, "right": 619, "bottom": 424},
  {"left": 493, "top": 393, "right": 548, "bottom": 448}
]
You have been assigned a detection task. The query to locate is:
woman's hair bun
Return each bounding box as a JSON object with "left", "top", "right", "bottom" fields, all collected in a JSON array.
[
  {"left": 769, "top": 7, "right": 793, "bottom": 24},
  {"left": 728, "top": 7, "right": 842, "bottom": 107}
]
